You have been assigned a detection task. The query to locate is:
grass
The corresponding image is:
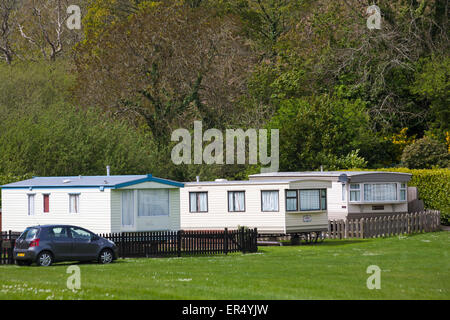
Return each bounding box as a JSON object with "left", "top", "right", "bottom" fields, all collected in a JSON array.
[{"left": 0, "top": 231, "right": 448, "bottom": 300}]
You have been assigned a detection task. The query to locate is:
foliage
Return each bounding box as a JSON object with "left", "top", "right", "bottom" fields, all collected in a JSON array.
[
  {"left": 267, "top": 94, "right": 384, "bottom": 171},
  {"left": 75, "top": 2, "right": 256, "bottom": 145},
  {"left": 410, "top": 55, "right": 450, "bottom": 138},
  {"left": 0, "top": 60, "right": 160, "bottom": 178},
  {"left": 401, "top": 137, "right": 449, "bottom": 169}
]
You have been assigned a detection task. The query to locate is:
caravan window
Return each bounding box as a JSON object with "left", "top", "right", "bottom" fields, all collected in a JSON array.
[
  {"left": 228, "top": 191, "right": 245, "bottom": 212},
  {"left": 364, "top": 183, "right": 397, "bottom": 202},
  {"left": 27, "top": 194, "right": 35, "bottom": 216},
  {"left": 138, "top": 189, "right": 169, "bottom": 216},
  {"left": 349, "top": 184, "right": 361, "bottom": 202},
  {"left": 121, "top": 190, "right": 135, "bottom": 227},
  {"left": 189, "top": 192, "right": 208, "bottom": 213},
  {"left": 261, "top": 191, "right": 279, "bottom": 212},
  {"left": 285, "top": 189, "right": 327, "bottom": 212}
]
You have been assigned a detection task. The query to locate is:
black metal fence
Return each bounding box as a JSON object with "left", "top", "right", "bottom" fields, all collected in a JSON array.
[{"left": 99, "top": 228, "right": 258, "bottom": 258}]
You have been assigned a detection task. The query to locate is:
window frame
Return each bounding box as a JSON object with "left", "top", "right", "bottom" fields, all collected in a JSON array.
[
  {"left": 399, "top": 183, "right": 407, "bottom": 201},
  {"left": 349, "top": 183, "right": 361, "bottom": 202},
  {"left": 43, "top": 193, "right": 50, "bottom": 213},
  {"left": 227, "top": 191, "right": 246, "bottom": 213},
  {"left": 349, "top": 182, "right": 408, "bottom": 203},
  {"left": 260, "top": 190, "right": 280, "bottom": 212},
  {"left": 27, "top": 193, "right": 36, "bottom": 216},
  {"left": 68, "top": 193, "right": 80, "bottom": 214},
  {"left": 299, "top": 189, "right": 322, "bottom": 212},
  {"left": 363, "top": 182, "right": 398, "bottom": 202},
  {"left": 189, "top": 191, "right": 209, "bottom": 213},
  {"left": 285, "top": 189, "right": 327, "bottom": 212},
  {"left": 285, "top": 190, "right": 298, "bottom": 212}
]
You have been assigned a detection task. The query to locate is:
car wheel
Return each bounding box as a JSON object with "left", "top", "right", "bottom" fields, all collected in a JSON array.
[
  {"left": 36, "top": 251, "right": 53, "bottom": 267},
  {"left": 16, "top": 260, "right": 32, "bottom": 266},
  {"left": 98, "top": 249, "right": 114, "bottom": 264}
]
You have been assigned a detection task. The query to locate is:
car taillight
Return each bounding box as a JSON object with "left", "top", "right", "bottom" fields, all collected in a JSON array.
[{"left": 29, "top": 239, "right": 40, "bottom": 248}]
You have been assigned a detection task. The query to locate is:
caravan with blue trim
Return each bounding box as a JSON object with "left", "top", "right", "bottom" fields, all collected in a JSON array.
[{"left": 1, "top": 174, "right": 184, "bottom": 233}]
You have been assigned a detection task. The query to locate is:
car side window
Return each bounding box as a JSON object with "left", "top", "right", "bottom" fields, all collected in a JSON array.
[
  {"left": 48, "top": 227, "right": 69, "bottom": 239},
  {"left": 69, "top": 227, "right": 92, "bottom": 240}
]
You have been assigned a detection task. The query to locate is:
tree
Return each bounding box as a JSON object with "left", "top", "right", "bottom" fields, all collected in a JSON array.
[
  {"left": 75, "top": 2, "right": 256, "bottom": 146},
  {"left": 267, "top": 94, "right": 386, "bottom": 171},
  {"left": 0, "top": 0, "right": 17, "bottom": 63},
  {"left": 15, "top": 0, "right": 84, "bottom": 61},
  {"left": 0, "top": 61, "right": 159, "bottom": 176},
  {"left": 401, "top": 137, "right": 449, "bottom": 169}
]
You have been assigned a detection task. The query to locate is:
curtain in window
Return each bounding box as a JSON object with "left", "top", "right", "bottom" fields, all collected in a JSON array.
[
  {"left": 121, "top": 190, "right": 134, "bottom": 226},
  {"left": 190, "top": 193, "right": 197, "bottom": 212},
  {"left": 69, "top": 194, "right": 79, "bottom": 213},
  {"left": 364, "top": 184, "right": 397, "bottom": 201},
  {"left": 261, "top": 191, "right": 279, "bottom": 211},
  {"left": 229, "top": 191, "right": 245, "bottom": 211},
  {"left": 300, "top": 190, "right": 320, "bottom": 211},
  {"left": 197, "top": 193, "right": 207, "bottom": 212},
  {"left": 138, "top": 189, "right": 169, "bottom": 216},
  {"left": 27, "top": 194, "right": 35, "bottom": 216},
  {"left": 190, "top": 192, "right": 207, "bottom": 212}
]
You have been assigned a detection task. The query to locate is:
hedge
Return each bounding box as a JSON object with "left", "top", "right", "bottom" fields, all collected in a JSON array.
[{"left": 352, "top": 168, "right": 450, "bottom": 225}]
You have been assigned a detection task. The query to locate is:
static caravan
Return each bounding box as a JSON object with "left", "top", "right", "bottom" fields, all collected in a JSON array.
[
  {"left": 1, "top": 174, "right": 184, "bottom": 234},
  {"left": 249, "top": 171, "right": 412, "bottom": 220},
  {"left": 180, "top": 179, "right": 332, "bottom": 234}
]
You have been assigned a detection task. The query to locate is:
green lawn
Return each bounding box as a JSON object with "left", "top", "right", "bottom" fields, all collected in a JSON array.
[{"left": 0, "top": 232, "right": 448, "bottom": 300}]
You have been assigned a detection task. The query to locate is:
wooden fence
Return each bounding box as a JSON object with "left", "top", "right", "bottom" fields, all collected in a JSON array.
[
  {"left": 327, "top": 210, "right": 441, "bottom": 239},
  {"left": 99, "top": 228, "right": 258, "bottom": 258},
  {"left": 0, "top": 228, "right": 257, "bottom": 265},
  {"left": 0, "top": 231, "right": 21, "bottom": 265}
]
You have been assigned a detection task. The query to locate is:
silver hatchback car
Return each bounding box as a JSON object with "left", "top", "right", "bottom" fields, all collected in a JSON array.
[{"left": 14, "top": 225, "right": 118, "bottom": 266}]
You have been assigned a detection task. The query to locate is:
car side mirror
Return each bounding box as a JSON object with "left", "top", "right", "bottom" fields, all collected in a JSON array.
[{"left": 91, "top": 234, "right": 100, "bottom": 241}]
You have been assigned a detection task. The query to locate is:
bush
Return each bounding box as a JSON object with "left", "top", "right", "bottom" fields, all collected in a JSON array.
[{"left": 401, "top": 137, "right": 449, "bottom": 169}]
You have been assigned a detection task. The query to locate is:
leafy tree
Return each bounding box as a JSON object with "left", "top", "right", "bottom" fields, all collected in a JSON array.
[
  {"left": 267, "top": 94, "right": 385, "bottom": 171},
  {"left": 411, "top": 55, "right": 450, "bottom": 139},
  {"left": 75, "top": 2, "right": 256, "bottom": 146},
  {"left": 401, "top": 137, "right": 449, "bottom": 169}
]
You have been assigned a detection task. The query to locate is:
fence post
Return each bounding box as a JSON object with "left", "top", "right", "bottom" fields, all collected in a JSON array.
[
  {"left": 177, "top": 230, "right": 182, "bottom": 257},
  {"left": 253, "top": 228, "right": 258, "bottom": 252},
  {"left": 240, "top": 227, "right": 245, "bottom": 253},
  {"left": 120, "top": 232, "right": 125, "bottom": 259},
  {"left": 345, "top": 219, "right": 349, "bottom": 239},
  {"left": 360, "top": 218, "right": 364, "bottom": 239},
  {"left": 224, "top": 228, "right": 228, "bottom": 255}
]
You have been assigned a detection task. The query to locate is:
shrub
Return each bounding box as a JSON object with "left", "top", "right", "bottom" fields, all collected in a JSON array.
[{"left": 401, "top": 137, "right": 449, "bottom": 169}]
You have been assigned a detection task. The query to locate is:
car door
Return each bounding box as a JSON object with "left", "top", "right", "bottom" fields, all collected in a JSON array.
[
  {"left": 47, "top": 227, "right": 73, "bottom": 261},
  {"left": 69, "top": 227, "right": 99, "bottom": 261}
]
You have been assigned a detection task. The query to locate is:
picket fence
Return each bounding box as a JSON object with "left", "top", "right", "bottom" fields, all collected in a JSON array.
[{"left": 327, "top": 210, "right": 441, "bottom": 239}]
